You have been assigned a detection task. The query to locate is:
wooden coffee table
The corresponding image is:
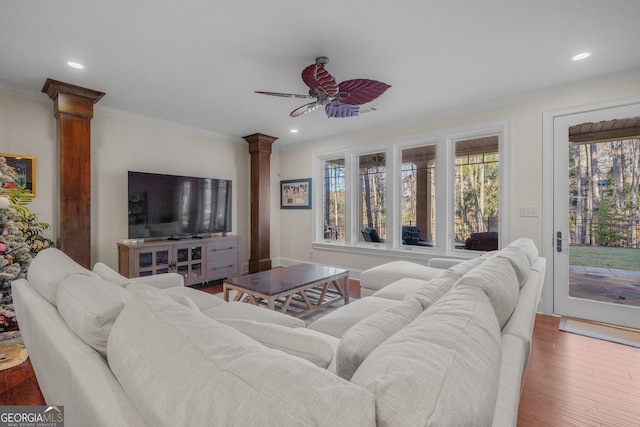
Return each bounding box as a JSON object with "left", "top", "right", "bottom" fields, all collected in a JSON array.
[{"left": 223, "top": 264, "right": 349, "bottom": 318}]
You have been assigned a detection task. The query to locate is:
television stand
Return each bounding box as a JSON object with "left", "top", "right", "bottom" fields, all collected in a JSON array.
[{"left": 117, "top": 235, "right": 240, "bottom": 287}]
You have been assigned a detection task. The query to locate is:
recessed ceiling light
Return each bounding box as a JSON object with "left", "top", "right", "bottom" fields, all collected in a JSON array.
[
  {"left": 67, "top": 61, "right": 84, "bottom": 69},
  {"left": 290, "top": 129, "right": 299, "bottom": 133},
  {"left": 572, "top": 52, "right": 591, "bottom": 61}
]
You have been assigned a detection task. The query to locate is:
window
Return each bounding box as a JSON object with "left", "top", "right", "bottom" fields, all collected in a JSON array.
[
  {"left": 314, "top": 121, "right": 506, "bottom": 257},
  {"left": 454, "top": 136, "right": 500, "bottom": 251},
  {"left": 359, "top": 152, "right": 386, "bottom": 242},
  {"left": 322, "top": 158, "right": 346, "bottom": 241},
  {"left": 401, "top": 144, "right": 436, "bottom": 247}
]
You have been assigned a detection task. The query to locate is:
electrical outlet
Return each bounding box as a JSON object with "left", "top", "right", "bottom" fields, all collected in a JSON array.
[{"left": 519, "top": 206, "right": 538, "bottom": 217}]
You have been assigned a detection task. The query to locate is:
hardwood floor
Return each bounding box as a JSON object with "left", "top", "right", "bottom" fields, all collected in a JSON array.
[
  {"left": 517, "top": 314, "right": 640, "bottom": 426},
  {"left": 2, "top": 295, "right": 639, "bottom": 426}
]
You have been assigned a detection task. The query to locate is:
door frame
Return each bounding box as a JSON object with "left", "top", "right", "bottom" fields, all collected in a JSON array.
[{"left": 542, "top": 96, "right": 640, "bottom": 324}]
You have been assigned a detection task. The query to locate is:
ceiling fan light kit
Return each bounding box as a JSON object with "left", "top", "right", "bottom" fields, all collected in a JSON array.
[{"left": 256, "top": 57, "right": 391, "bottom": 118}]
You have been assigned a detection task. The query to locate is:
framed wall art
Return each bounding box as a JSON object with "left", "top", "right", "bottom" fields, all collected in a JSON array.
[
  {"left": 1, "top": 154, "right": 36, "bottom": 196},
  {"left": 280, "top": 178, "right": 311, "bottom": 209}
]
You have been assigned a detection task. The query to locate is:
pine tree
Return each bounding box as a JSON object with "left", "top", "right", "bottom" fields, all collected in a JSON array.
[{"left": 0, "top": 157, "right": 32, "bottom": 336}]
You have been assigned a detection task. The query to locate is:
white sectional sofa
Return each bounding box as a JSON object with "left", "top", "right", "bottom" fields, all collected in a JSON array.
[{"left": 13, "top": 238, "right": 545, "bottom": 427}]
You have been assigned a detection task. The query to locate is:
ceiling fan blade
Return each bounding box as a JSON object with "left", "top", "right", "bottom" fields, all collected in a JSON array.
[
  {"left": 254, "top": 91, "right": 313, "bottom": 99},
  {"left": 301, "top": 63, "right": 338, "bottom": 98},
  {"left": 290, "top": 101, "right": 319, "bottom": 117},
  {"left": 337, "top": 79, "right": 391, "bottom": 105},
  {"left": 325, "top": 102, "right": 360, "bottom": 118}
]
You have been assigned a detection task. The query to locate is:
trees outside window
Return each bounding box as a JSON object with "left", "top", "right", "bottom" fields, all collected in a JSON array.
[
  {"left": 359, "top": 153, "right": 386, "bottom": 241},
  {"left": 454, "top": 136, "right": 500, "bottom": 248},
  {"left": 322, "top": 158, "right": 345, "bottom": 241},
  {"left": 569, "top": 138, "right": 639, "bottom": 248},
  {"left": 315, "top": 121, "right": 507, "bottom": 256},
  {"left": 401, "top": 144, "right": 436, "bottom": 246}
]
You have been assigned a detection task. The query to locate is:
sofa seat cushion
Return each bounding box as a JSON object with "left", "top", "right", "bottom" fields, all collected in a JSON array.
[
  {"left": 56, "top": 274, "right": 131, "bottom": 358},
  {"left": 27, "top": 248, "right": 97, "bottom": 306},
  {"left": 371, "top": 277, "right": 429, "bottom": 300},
  {"left": 202, "top": 301, "right": 305, "bottom": 328},
  {"left": 217, "top": 318, "right": 336, "bottom": 369},
  {"left": 108, "top": 290, "right": 376, "bottom": 427},
  {"left": 337, "top": 296, "right": 424, "bottom": 380},
  {"left": 307, "top": 296, "right": 397, "bottom": 338},
  {"left": 350, "top": 286, "right": 502, "bottom": 426},
  {"left": 454, "top": 256, "right": 520, "bottom": 329},
  {"left": 359, "top": 261, "right": 445, "bottom": 295}
]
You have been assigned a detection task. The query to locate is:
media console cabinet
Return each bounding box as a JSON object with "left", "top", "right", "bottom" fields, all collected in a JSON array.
[{"left": 117, "top": 235, "right": 240, "bottom": 287}]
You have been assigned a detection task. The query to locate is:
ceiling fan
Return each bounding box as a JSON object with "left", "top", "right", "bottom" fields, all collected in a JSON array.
[{"left": 255, "top": 56, "right": 391, "bottom": 118}]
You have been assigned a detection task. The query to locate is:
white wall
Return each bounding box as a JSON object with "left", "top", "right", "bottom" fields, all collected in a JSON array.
[
  {"left": 3, "top": 74, "right": 640, "bottom": 316},
  {"left": 0, "top": 90, "right": 252, "bottom": 271},
  {"left": 0, "top": 92, "right": 57, "bottom": 242},
  {"left": 274, "top": 76, "right": 640, "bottom": 314}
]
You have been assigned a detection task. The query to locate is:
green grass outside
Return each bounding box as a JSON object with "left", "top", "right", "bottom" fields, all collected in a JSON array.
[{"left": 570, "top": 245, "right": 640, "bottom": 271}]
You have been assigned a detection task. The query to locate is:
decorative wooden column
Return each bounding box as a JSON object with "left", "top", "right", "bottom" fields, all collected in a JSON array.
[
  {"left": 42, "top": 79, "right": 105, "bottom": 268},
  {"left": 243, "top": 133, "right": 277, "bottom": 273}
]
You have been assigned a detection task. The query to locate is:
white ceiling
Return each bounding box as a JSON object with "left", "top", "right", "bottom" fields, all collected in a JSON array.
[{"left": 2, "top": 0, "right": 640, "bottom": 146}]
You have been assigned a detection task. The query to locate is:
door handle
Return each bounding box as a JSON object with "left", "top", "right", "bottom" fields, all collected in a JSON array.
[{"left": 556, "top": 231, "right": 563, "bottom": 252}]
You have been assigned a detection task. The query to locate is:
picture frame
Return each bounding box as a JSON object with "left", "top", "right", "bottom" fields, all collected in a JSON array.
[
  {"left": 1, "top": 154, "right": 36, "bottom": 196},
  {"left": 280, "top": 178, "right": 311, "bottom": 209}
]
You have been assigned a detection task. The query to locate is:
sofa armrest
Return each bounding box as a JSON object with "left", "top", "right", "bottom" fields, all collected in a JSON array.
[
  {"left": 427, "top": 258, "right": 462, "bottom": 269},
  {"left": 128, "top": 273, "right": 184, "bottom": 289}
]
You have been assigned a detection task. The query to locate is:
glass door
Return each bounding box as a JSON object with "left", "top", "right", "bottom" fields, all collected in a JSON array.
[
  {"left": 553, "top": 103, "right": 640, "bottom": 328},
  {"left": 174, "top": 243, "right": 204, "bottom": 286},
  {"left": 137, "top": 246, "right": 171, "bottom": 276}
]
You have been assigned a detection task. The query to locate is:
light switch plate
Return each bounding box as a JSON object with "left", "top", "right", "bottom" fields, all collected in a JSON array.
[{"left": 519, "top": 206, "right": 538, "bottom": 217}]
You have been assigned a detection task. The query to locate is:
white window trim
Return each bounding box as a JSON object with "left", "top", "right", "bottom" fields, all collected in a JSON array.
[{"left": 312, "top": 119, "right": 510, "bottom": 260}]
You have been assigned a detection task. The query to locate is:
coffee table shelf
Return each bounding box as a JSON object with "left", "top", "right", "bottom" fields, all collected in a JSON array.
[{"left": 223, "top": 264, "right": 349, "bottom": 318}]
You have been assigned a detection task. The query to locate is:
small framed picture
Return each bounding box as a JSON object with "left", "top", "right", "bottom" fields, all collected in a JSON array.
[
  {"left": 1, "top": 154, "right": 36, "bottom": 196},
  {"left": 280, "top": 178, "right": 311, "bottom": 209}
]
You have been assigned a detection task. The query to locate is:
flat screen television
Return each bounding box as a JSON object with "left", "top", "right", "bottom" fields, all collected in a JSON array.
[{"left": 128, "top": 171, "right": 232, "bottom": 240}]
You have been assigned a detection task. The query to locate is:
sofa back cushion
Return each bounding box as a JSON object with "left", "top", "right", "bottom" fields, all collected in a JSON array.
[
  {"left": 337, "top": 296, "right": 424, "bottom": 380},
  {"left": 507, "top": 237, "right": 538, "bottom": 265},
  {"left": 495, "top": 245, "right": 531, "bottom": 288},
  {"left": 454, "top": 256, "right": 519, "bottom": 328},
  {"left": 92, "top": 262, "right": 132, "bottom": 287},
  {"left": 403, "top": 271, "right": 459, "bottom": 310},
  {"left": 445, "top": 255, "right": 486, "bottom": 277},
  {"left": 350, "top": 285, "right": 502, "bottom": 426},
  {"left": 108, "top": 290, "right": 376, "bottom": 427},
  {"left": 27, "top": 248, "right": 96, "bottom": 306},
  {"left": 56, "top": 274, "right": 131, "bottom": 358}
]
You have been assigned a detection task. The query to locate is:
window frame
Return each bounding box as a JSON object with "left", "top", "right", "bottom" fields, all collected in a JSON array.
[{"left": 312, "top": 120, "right": 510, "bottom": 260}]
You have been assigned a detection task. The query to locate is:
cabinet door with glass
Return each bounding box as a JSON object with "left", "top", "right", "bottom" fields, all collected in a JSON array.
[
  {"left": 134, "top": 245, "right": 172, "bottom": 277},
  {"left": 173, "top": 242, "right": 206, "bottom": 286}
]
